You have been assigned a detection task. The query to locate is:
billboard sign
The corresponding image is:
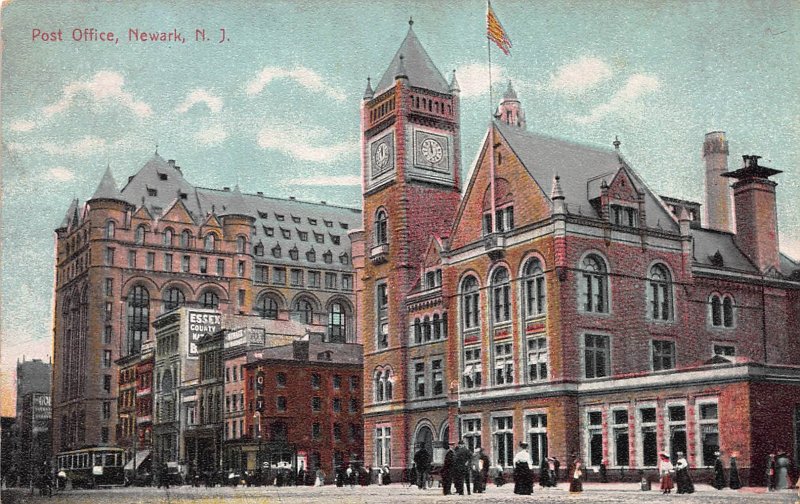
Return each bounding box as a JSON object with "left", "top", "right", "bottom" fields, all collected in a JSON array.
[{"left": 188, "top": 311, "right": 221, "bottom": 356}]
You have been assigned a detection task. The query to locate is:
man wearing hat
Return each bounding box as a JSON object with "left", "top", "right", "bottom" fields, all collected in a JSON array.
[
  {"left": 513, "top": 441, "right": 534, "bottom": 495},
  {"left": 413, "top": 443, "right": 431, "bottom": 489},
  {"left": 453, "top": 440, "right": 472, "bottom": 495},
  {"left": 713, "top": 451, "right": 726, "bottom": 490},
  {"left": 440, "top": 441, "right": 454, "bottom": 495}
]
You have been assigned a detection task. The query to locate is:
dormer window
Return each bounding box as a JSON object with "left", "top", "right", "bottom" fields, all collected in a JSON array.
[
  {"left": 292, "top": 215, "right": 301, "bottom": 224},
  {"left": 272, "top": 244, "right": 281, "bottom": 258},
  {"left": 298, "top": 231, "right": 309, "bottom": 242},
  {"left": 159, "top": 173, "right": 168, "bottom": 181},
  {"left": 275, "top": 214, "right": 285, "bottom": 221},
  {"left": 306, "top": 249, "right": 316, "bottom": 262},
  {"left": 281, "top": 228, "right": 291, "bottom": 239},
  {"left": 147, "top": 188, "right": 157, "bottom": 197},
  {"left": 308, "top": 218, "right": 317, "bottom": 226},
  {"left": 258, "top": 211, "right": 269, "bottom": 219},
  {"left": 264, "top": 226, "right": 274, "bottom": 237},
  {"left": 323, "top": 251, "right": 333, "bottom": 264},
  {"left": 289, "top": 246, "right": 299, "bottom": 260},
  {"left": 254, "top": 242, "right": 264, "bottom": 256},
  {"left": 610, "top": 205, "right": 638, "bottom": 227},
  {"left": 330, "top": 234, "right": 341, "bottom": 246},
  {"left": 324, "top": 220, "right": 333, "bottom": 228},
  {"left": 314, "top": 232, "right": 324, "bottom": 244}
]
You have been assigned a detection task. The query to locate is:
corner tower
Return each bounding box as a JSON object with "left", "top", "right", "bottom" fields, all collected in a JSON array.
[{"left": 359, "top": 19, "right": 462, "bottom": 472}]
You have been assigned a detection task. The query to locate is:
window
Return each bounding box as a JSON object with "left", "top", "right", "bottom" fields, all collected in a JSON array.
[
  {"left": 349, "top": 398, "right": 358, "bottom": 413},
  {"left": 311, "top": 373, "right": 321, "bottom": 389},
  {"left": 105, "top": 278, "right": 113, "bottom": 296},
  {"left": 102, "top": 401, "right": 111, "bottom": 420},
  {"left": 325, "top": 272, "right": 337, "bottom": 289},
  {"left": 135, "top": 226, "right": 146, "bottom": 245},
  {"left": 667, "top": 404, "right": 687, "bottom": 461},
  {"left": 105, "top": 247, "right": 115, "bottom": 266},
  {"left": 272, "top": 267, "right": 286, "bottom": 284},
  {"left": 291, "top": 269, "right": 304, "bottom": 286},
  {"left": 216, "top": 259, "right": 225, "bottom": 276},
  {"left": 495, "top": 205, "right": 514, "bottom": 232},
  {"left": 103, "top": 374, "right": 112, "bottom": 393},
  {"left": 105, "top": 221, "right": 115, "bottom": 239},
  {"left": 580, "top": 255, "right": 609, "bottom": 313},
  {"left": 104, "top": 325, "right": 112, "bottom": 345},
  {"left": 163, "top": 229, "right": 174, "bottom": 247},
  {"left": 308, "top": 271, "right": 321, "bottom": 287},
  {"left": 333, "top": 375, "right": 341, "bottom": 389},
  {"left": 713, "top": 344, "right": 735, "bottom": 357},
  {"left": 306, "top": 249, "right": 317, "bottom": 262},
  {"left": 281, "top": 228, "right": 292, "bottom": 240},
  {"left": 101, "top": 427, "right": 109, "bottom": 443},
  {"left": 289, "top": 246, "right": 298, "bottom": 260},
  {"left": 164, "top": 254, "right": 173, "bottom": 272},
  {"left": 238, "top": 289, "right": 245, "bottom": 308},
  {"left": 648, "top": 265, "right": 673, "bottom": 321},
  {"left": 333, "top": 399, "right": 341, "bottom": 413},
  {"left": 256, "top": 265, "right": 268, "bottom": 283},
  {"left": 588, "top": 411, "right": 603, "bottom": 466},
  {"left": 126, "top": 286, "right": 149, "bottom": 355},
  {"left": 612, "top": 409, "right": 630, "bottom": 466},
  {"left": 376, "top": 282, "right": 388, "bottom": 349},
  {"left": 257, "top": 296, "right": 279, "bottom": 319},
  {"left": 237, "top": 236, "right": 246, "bottom": 254},
  {"left": 375, "top": 426, "right": 391, "bottom": 467},
  {"left": 723, "top": 296, "right": 734, "bottom": 327},
  {"left": 181, "top": 230, "right": 191, "bottom": 248},
  {"left": 298, "top": 231, "right": 308, "bottom": 242},
  {"left": 103, "top": 350, "right": 112, "bottom": 368},
  {"left": 200, "top": 257, "right": 208, "bottom": 274},
  {"left": 461, "top": 276, "right": 480, "bottom": 329},
  {"left": 128, "top": 250, "right": 136, "bottom": 268},
  {"left": 527, "top": 336, "right": 548, "bottom": 381},
  {"left": 463, "top": 347, "right": 482, "bottom": 389},
  {"left": 494, "top": 342, "right": 514, "bottom": 385},
  {"left": 527, "top": 414, "right": 548, "bottom": 466},
  {"left": 181, "top": 255, "right": 190, "bottom": 272},
  {"left": 709, "top": 294, "right": 735, "bottom": 328},
  {"left": 414, "top": 361, "right": 425, "bottom": 398},
  {"left": 611, "top": 205, "right": 638, "bottom": 227},
  {"left": 584, "top": 334, "right": 610, "bottom": 378},
  {"left": 483, "top": 212, "right": 493, "bottom": 235},
  {"left": 698, "top": 401, "right": 720, "bottom": 466},
  {"left": 523, "top": 258, "right": 546, "bottom": 317},
  {"left": 254, "top": 242, "right": 264, "bottom": 256},
  {"left": 375, "top": 209, "right": 388, "bottom": 245},
  {"left": 462, "top": 418, "right": 482, "bottom": 451},
  {"left": 491, "top": 268, "right": 511, "bottom": 323},
  {"left": 312, "top": 396, "right": 321, "bottom": 412},
  {"left": 350, "top": 375, "right": 358, "bottom": 392},
  {"left": 105, "top": 302, "right": 113, "bottom": 321},
  {"left": 374, "top": 369, "right": 393, "bottom": 402},
  {"left": 493, "top": 416, "right": 514, "bottom": 467},
  {"left": 146, "top": 252, "right": 155, "bottom": 270},
  {"left": 323, "top": 251, "right": 333, "bottom": 264},
  {"left": 339, "top": 252, "right": 348, "bottom": 264},
  {"left": 314, "top": 232, "right": 324, "bottom": 244},
  {"left": 277, "top": 396, "right": 287, "bottom": 412},
  {"left": 638, "top": 407, "right": 658, "bottom": 467},
  {"left": 200, "top": 291, "right": 219, "bottom": 309},
  {"left": 312, "top": 423, "right": 321, "bottom": 439},
  {"left": 431, "top": 359, "right": 443, "bottom": 395},
  {"left": 295, "top": 299, "right": 314, "bottom": 324},
  {"left": 163, "top": 288, "right": 185, "bottom": 311},
  {"left": 328, "top": 303, "right": 347, "bottom": 343},
  {"left": 652, "top": 340, "right": 676, "bottom": 371},
  {"left": 276, "top": 372, "right": 287, "bottom": 387},
  {"left": 204, "top": 234, "right": 216, "bottom": 251},
  {"left": 342, "top": 274, "right": 353, "bottom": 291}
]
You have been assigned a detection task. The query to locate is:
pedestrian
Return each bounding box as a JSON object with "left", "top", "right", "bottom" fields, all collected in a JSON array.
[
  {"left": 492, "top": 464, "right": 506, "bottom": 487},
  {"left": 539, "top": 457, "right": 551, "bottom": 488},
  {"left": 713, "top": 451, "right": 726, "bottom": 490},
  {"left": 658, "top": 452, "right": 674, "bottom": 494},
  {"left": 453, "top": 440, "right": 471, "bottom": 495},
  {"left": 549, "top": 456, "right": 559, "bottom": 487},
  {"left": 568, "top": 454, "right": 583, "bottom": 493},
  {"left": 470, "top": 447, "right": 487, "bottom": 493},
  {"left": 441, "top": 442, "right": 454, "bottom": 495},
  {"left": 413, "top": 444, "right": 430, "bottom": 489},
  {"left": 776, "top": 451, "right": 791, "bottom": 490},
  {"left": 513, "top": 441, "right": 533, "bottom": 495},
  {"left": 674, "top": 451, "right": 694, "bottom": 494},
  {"left": 346, "top": 463, "right": 355, "bottom": 488},
  {"left": 767, "top": 452, "right": 777, "bottom": 491},
  {"left": 314, "top": 466, "right": 325, "bottom": 487},
  {"left": 335, "top": 465, "right": 344, "bottom": 487},
  {"left": 553, "top": 456, "right": 561, "bottom": 483},
  {"left": 599, "top": 459, "right": 608, "bottom": 483},
  {"left": 729, "top": 453, "right": 741, "bottom": 490},
  {"left": 382, "top": 465, "right": 391, "bottom": 485},
  {"left": 479, "top": 447, "right": 490, "bottom": 492}
]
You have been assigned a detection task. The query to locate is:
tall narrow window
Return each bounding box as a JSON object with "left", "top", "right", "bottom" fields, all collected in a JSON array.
[
  {"left": 376, "top": 282, "right": 388, "bottom": 349},
  {"left": 181, "top": 230, "right": 191, "bottom": 248},
  {"left": 649, "top": 264, "right": 673, "bottom": 320},
  {"left": 126, "top": 286, "right": 149, "bottom": 355},
  {"left": 375, "top": 426, "right": 391, "bottom": 467},
  {"left": 588, "top": 411, "right": 603, "bottom": 466},
  {"left": 638, "top": 407, "right": 658, "bottom": 467},
  {"left": 204, "top": 234, "right": 216, "bottom": 251},
  {"left": 463, "top": 347, "right": 482, "bottom": 389},
  {"left": 698, "top": 402, "right": 719, "bottom": 466},
  {"left": 200, "top": 291, "right": 219, "bottom": 309},
  {"left": 431, "top": 359, "right": 443, "bottom": 395},
  {"left": 105, "top": 221, "right": 115, "bottom": 239},
  {"left": 710, "top": 294, "right": 722, "bottom": 326},
  {"left": 527, "top": 336, "right": 548, "bottom": 381},
  {"left": 135, "top": 226, "right": 146, "bottom": 245},
  {"left": 494, "top": 342, "right": 514, "bottom": 385},
  {"left": 163, "top": 288, "right": 185, "bottom": 311},
  {"left": 527, "top": 414, "right": 548, "bottom": 466},
  {"left": 163, "top": 228, "right": 173, "bottom": 247},
  {"left": 612, "top": 409, "right": 630, "bottom": 466},
  {"left": 584, "top": 334, "right": 610, "bottom": 378},
  {"left": 667, "top": 405, "right": 687, "bottom": 462},
  {"left": 257, "top": 296, "right": 279, "bottom": 319},
  {"left": 722, "top": 296, "right": 734, "bottom": 327},
  {"left": 237, "top": 236, "right": 246, "bottom": 254},
  {"left": 491, "top": 268, "right": 511, "bottom": 323},
  {"left": 328, "top": 302, "right": 347, "bottom": 343},
  {"left": 295, "top": 299, "right": 314, "bottom": 324},
  {"left": 414, "top": 361, "right": 425, "bottom": 398},
  {"left": 375, "top": 209, "right": 388, "bottom": 245},
  {"left": 461, "top": 276, "right": 480, "bottom": 330},
  {"left": 580, "top": 255, "right": 609, "bottom": 313},
  {"left": 493, "top": 416, "right": 514, "bottom": 468},
  {"left": 462, "top": 418, "right": 482, "bottom": 451},
  {"left": 524, "top": 259, "right": 546, "bottom": 317}
]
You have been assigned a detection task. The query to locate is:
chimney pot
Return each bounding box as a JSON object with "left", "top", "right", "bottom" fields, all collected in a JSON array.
[
  {"left": 320, "top": 201, "right": 327, "bottom": 205},
  {"left": 289, "top": 196, "right": 296, "bottom": 200},
  {"left": 168, "top": 159, "right": 176, "bottom": 168},
  {"left": 257, "top": 192, "right": 263, "bottom": 196},
  {"left": 224, "top": 187, "right": 230, "bottom": 192}
]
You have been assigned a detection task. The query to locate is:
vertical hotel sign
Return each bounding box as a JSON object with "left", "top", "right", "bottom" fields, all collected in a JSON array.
[{"left": 188, "top": 311, "right": 221, "bottom": 356}]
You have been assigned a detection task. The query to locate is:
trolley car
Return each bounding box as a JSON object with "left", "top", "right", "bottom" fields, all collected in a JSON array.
[{"left": 55, "top": 447, "right": 127, "bottom": 488}]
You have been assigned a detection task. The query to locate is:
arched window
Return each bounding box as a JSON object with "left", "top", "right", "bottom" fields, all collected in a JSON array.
[
  {"left": 414, "top": 318, "right": 422, "bottom": 344},
  {"left": 375, "top": 209, "right": 388, "bottom": 245},
  {"left": 710, "top": 294, "right": 735, "bottom": 328},
  {"left": 200, "top": 291, "right": 219, "bottom": 309},
  {"left": 523, "top": 258, "right": 546, "bottom": 317},
  {"left": 105, "top": 221, "right": 115, "bottom": 239},
  {"left": 722, "top": 296, "right": 734, "bottom": 327},
  {"left": 649, "top": 264, "right": 673, "bottom": 321},
  {"left": 163, "top": 287, "right": 185, "bottom": 312},
  {"left": 204, "top": 234, "right": 216, "bottom": 251},
  {"left": 710, "top": 295, "right": 722, "bottom": 326},
  {"left": 126, "top": 286, "right": 149, "bottom": 355},
  {"left": 374, "top": 371, "right": 385, "bottom": 402},
  {"left": 461, "top": 276, "right": 480, "bottom": 329},
  {"left": 384, "top": 370, "right": 393, "bottom": 400},
  {"left": 237, "top": 236, "right": 247, "bottom": 254},
  {"left": 181, "top": 230, "right": 192, "bottom": 248},
  {"left": 163, "top": 228, "right": 174, "bottom": 247},
  {"left": 294, "top": 299, "right": 314, "bottom": 324},
  {"left": 492, "top": 267, "right": 511, "bottom": 323},
  {"left": 580, "top": 254, "right": 609, "bottom": 313},
  {"left": 433, "top": 313, "right": 441, "bottom": 340},
  {"left": 328, "top": 302, "right": 347, "bottom": 343},
  {"left": 257, "top": 295, "right": 279, "bottom": 319},
  {"left": 423, "top": 315, "right": 432, "bottom": 342},
  {"left": 135, "top": 226, "right": 146, "bottom": 245}
]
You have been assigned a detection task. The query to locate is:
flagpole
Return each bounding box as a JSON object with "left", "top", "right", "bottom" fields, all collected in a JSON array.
[{"left": 487, "top": 0, "right": 497, "bottom": 232}]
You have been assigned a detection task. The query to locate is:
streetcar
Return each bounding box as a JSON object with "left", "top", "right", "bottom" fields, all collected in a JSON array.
[{"left": 55, "top": 447, "right": 127, "bottom": 488}]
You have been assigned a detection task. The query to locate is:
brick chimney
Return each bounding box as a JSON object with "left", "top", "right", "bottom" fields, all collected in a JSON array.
[
  {"left": 722, "top": 155, "right": 782, "bottom": 273},
  {"left": 703, "top": 131, "right": 733, "bottom": 232}
]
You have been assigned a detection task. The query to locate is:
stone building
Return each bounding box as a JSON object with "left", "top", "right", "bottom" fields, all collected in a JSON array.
[
  {"left": 14, "top": 358, "right": 51, "bottom": 486},
  {"left": 354, "top": 21, "right": 800, "bottom": 483}
]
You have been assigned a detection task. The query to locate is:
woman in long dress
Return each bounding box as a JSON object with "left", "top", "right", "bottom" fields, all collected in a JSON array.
[
  {"left": 776, "top": 452, "right": 790, "bottom": 490},
  {"left": 568, "top": 456, "right": 583, "bottom": 493},
  {"left": 512, "top": 442, "right": 533, "bottom": 495},
  {"left": 674, "top": 452, "right": 694, "bottom": 494},
  {"left": 658, "top": 452, "right": 674, "bottom": 494}
]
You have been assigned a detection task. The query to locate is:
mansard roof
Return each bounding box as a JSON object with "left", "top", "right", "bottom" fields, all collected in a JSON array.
[
  {"left": 375, "top": 24, "right": 450, "bottom": 96},
  {"left": 689, "top": 227, "right": 757, "bottom": 273}
]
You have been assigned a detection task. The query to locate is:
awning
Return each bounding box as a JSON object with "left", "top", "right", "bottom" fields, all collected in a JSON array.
[{"left": 123, "top": 450, "right": 151, "bottom": 471}]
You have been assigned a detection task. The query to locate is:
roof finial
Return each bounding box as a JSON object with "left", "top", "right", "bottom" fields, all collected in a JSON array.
[
  {"left": 613, "top": 136, "right": 621, "bottom": 150},
  {"left": 155, "top": 143, "right": 159, "bottom": 155},
  {"left": 409, "top": 16, "right": 414, "bottom": 27}
]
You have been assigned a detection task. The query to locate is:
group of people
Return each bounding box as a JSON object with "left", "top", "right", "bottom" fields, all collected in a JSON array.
[
  {"left": 437, "top": 440, "right": 490, "bottom": 495},
  {"left": 657, "top": 451, "right": 695, "bottom": 494},
  {"left": 766, "top": 451, "right": 793, "bottom": 491}
]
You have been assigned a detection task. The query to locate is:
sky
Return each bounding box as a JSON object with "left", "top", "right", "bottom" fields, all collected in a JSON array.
[{"left": 1, "top": 0, "right": 798, "bottom": 417}]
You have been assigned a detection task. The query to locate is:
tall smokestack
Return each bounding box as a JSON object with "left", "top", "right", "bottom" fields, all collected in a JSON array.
[{"left": 703, "top": 131, "right": 733, "bottom": 232}]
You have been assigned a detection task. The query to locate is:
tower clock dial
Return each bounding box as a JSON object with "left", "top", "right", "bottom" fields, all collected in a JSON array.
[
  {"left": 374, "top": 143, "right": 390, "bottom": 170},
  {"left": 421, "top": 138, "right": 443, "bottom": 164}
]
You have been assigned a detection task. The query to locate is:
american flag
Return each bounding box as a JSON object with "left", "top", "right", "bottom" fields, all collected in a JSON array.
[{"left": 487, "top": 1, "right": 512, "bottom": 55}]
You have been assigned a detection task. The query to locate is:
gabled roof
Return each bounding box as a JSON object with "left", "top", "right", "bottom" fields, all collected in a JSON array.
[
  {"left": 120, "top": 154, "right": 195, "bottom": 218},
  {"left": 374, "top": 24, "right": 450, "bottom": 96},
  {"left": 89, "top": 165, "right": 122, "bottom": 201},
  {"left": 59, "top": 198, "right": 79, "bottom": 229}
]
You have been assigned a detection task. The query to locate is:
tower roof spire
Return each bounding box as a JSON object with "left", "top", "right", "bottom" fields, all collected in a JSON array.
[
  {"left": 374, "top": 20, "right": 449, "bottom": 95},
  {"left": 363, "top": 77, "right": 374, "bottom": 100},
  {"left": 449, "top": 69, "right": 460, "bottom": 93},
  {"left": 89, "top": 165, "right": 122, "bottom": 201}
]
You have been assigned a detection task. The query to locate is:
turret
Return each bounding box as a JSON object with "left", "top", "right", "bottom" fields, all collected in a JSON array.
[{"left": 495, "top": 81, "right": 526, "bottom": 129}]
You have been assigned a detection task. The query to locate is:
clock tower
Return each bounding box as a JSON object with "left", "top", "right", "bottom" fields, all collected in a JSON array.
[{"left": 358, "top": 19, "right": 462, "bottom": 472}]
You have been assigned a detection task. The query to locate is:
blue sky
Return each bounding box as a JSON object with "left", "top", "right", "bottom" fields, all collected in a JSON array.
[{"left": 1, "top": 0, "right": 798, "bottom": 415}]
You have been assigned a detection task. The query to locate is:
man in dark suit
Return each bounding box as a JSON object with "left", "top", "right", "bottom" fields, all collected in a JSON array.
[{"left": 453, "top": 440, "right": 471, "bottom": 495}]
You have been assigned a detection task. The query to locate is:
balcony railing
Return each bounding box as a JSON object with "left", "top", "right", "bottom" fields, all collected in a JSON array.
[
  {"left": 483, "top": 233, "right": 506, "bottom": 260},
  {"left": 370, "top": 243, "right": 389, "bottom": 264}
]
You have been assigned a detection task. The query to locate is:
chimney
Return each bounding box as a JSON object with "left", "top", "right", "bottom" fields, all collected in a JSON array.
[
  {"left": 703, "top": 131, "right": 734, "bottom": 232},
  {"left": 722, "top": 155, "right": 783, "bottom": 273},
  {"left": 292, "top": 340, "right": 309, "bottom": 361},
  {"left": 174, "top": 165, "right": 182, "bottom": 174},
  {"left": 168, "top": 159, "right": 176, "bottom": 169}
]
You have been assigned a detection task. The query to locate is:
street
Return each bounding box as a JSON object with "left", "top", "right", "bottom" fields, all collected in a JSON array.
[{"left": 2, "top": 483, "right": 798, "bottom": 504}]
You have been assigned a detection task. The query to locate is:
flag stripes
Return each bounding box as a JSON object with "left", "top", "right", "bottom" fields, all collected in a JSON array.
[{"left": 487, "top": 2, "right": 511, "bottom": 55}]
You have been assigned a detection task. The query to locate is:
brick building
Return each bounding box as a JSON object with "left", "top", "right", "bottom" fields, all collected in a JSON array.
[
  {"left": 13, "top": 358, "right": 51, "bottom": 486},
  {"left": 354, "top": 22, "right": 800, "bottom": 484},
  {"left": 52, "top": 153, "right": 360, "bottom": 462}
]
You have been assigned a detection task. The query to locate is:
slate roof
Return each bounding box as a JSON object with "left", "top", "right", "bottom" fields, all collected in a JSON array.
[
  {"left": 494, "top": 121, "right": 679, "bottom": 231},
  {"left": 374, "top": 24, "right": 450, "bottom": 96},
  {"left": 689, "top": 228, "right": 757, "bottom": 272},
  {"left": 89, "top": 166, "right": 122, "bottom": 201}
]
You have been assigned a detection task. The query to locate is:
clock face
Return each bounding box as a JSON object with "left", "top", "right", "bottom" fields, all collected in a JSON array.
[
  {"left": 374, "top": 143, "right": 390, "bottom": 170},
  {"left": 421, "top": 138, "right": 443, "bottom": 164}
]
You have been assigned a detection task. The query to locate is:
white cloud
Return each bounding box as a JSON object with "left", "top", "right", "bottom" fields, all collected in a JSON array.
[
  {"left": 782, "top": 235, "right": 800, "bottom": 263},
  {"left": 256, "top": 123, "right": 357, "bottom": 163},
  {"left": 453, "top": 62, "right": 515, "bottom": 99},
  {"left": 46, "top": 167, "right": 76, "bottom": 182},
  {"left": 573, "top": 74, "right": 661, "bottom": 124},
  {"left": 246, "top": 66, "right": 346, "bottom": 102},
  {"left": 42, "top": 70, "right": 152, "bottom": 120},
  {"left": 195, "top": 124, "right": 228, "bottom": 145},
  {"left": 9, "top": 135, "right": 109, "bottom": 157},
  {"left": 8, "top": 119, "right": 36, "bottom": 132},
  {"left": 286, "top": 175, "right": 361, "bottom": 186},
  {"left": 547, "top": 57, "right": 613, "bottom": 95},
  {"left": 175, "top": 89, "right": 223, "bottom": 114}
]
